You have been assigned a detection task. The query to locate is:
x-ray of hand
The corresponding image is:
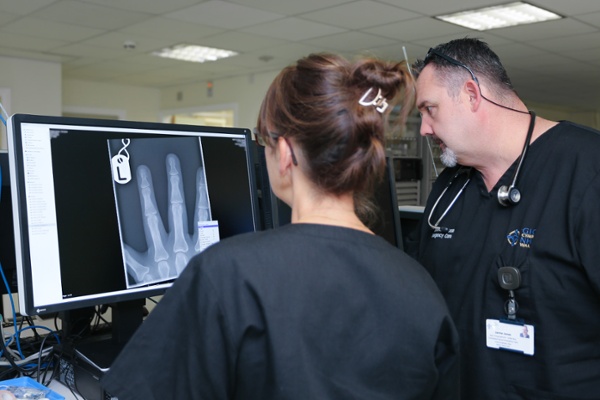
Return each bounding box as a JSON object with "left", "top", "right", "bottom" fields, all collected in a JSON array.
[{"left": 123, "top": 153, "right": 210, "bottom": 285}]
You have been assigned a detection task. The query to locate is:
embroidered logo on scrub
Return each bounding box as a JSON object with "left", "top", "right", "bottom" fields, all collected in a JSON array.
[
  {"left": 507, "top": 228, "right": 536, "bottom": 248},
  {"left": 431, "top": 228, "right": 455, "bottom": 240}
]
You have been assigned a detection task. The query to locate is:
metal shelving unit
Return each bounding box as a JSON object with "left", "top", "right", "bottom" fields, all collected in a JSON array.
[{"left": 386, "top": 114, "right": 442, "bottom": 207}]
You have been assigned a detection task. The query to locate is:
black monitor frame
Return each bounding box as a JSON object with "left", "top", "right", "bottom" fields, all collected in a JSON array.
[
  {"left": 371, "top": 155, "right": 404, "bottom": 250},
  {"left": 255, "top": 145, "right": 403, "bottom": 249},
  {"left": 7, "top": 114, "right": 261, "bottom": 358},
  {"left": 0, "top": 150, "right": 17, "bottom": 296}
]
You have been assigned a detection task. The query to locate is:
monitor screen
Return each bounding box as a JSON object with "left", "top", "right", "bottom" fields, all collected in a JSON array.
[{"left": 7, "top": 114, "right": 261, "bottom": 317}]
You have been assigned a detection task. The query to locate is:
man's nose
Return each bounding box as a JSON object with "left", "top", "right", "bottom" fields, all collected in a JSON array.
[{"left": 419, "top": 118, "right": 432, "bottom": 137}]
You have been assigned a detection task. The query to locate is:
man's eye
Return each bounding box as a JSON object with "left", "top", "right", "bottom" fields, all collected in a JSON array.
[{"left": 419, "top": 106, "right": 434, "bottom": 117}]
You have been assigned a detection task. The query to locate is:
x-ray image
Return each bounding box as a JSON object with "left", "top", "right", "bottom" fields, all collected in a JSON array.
[{"left": 108, "top": 136, "right": 216, "bottom": 288}]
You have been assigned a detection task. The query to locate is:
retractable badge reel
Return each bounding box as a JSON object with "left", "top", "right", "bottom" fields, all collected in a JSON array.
[
  {"left": 485, "top": 266, "right": 535, "bottom": 356},
  {"left": 498, "top": 266, "right": 521, "bottom": 320}
]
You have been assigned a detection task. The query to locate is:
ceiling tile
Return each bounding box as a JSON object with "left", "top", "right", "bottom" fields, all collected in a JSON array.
[
  {"left": 252, "top": 42, "right": 329, "bottom": 61},
  {"left": 227, "top": 0, "right": 354, "bottom": 15},
  {"left": 527, "top": 0, "right": 600, "bottom": 16},
  {"left": 528, "top": 31, "right": 600, "bottom": 52},
  {"left": 30, "top": 0, "right": 150, "bottom": 30},
  {"left": 0, "top": 0, "right": 57, "bottom": 15},
  {"left": 378, "top": 0, "right": 502, "bottom": 16},
  {"left": 573, "top": 11, "right": 600, "bottom": 28},
  {"left": 0, "top": 46, "right": 67, "bottom": 63},
  {"left": 3, "top": 17, "right": 104, "bottom": 41},
  {"left": 166, "top": 0, "right": 283, "bottom": 29},
  {"left": 193, "top": 31, "right": 287, "bottom": 53},
  {"left": 362, "top": 42, "right": 429, "bottom": 63},
  {"left": 303, "top": 31, "right": 397, "bottom": 52},
  {"left": 301, "top": 1, "right": 420, "bottom": 29},
  {"left": 121, "top": 16, "right": 225, "bottom": 43},
  {"left": 0, "top": 11, "right": 20, "bottom": 25},
  {"left": 561, "top": 46, "right": 600, "bottom": 63},
  {"left": 0, "top": 31, "right": 67, "bottom": 52},
  {"left": 491, "top": 19, "right": 597, "bottom": 41},
  {"left": 490, "top": 42, "right": 549, "bottom": 64},
  {"left": 80, "top": 32, "right": 173, "bottom": 54},
  {"left": 51, "top": 43, "right": 128, "bottom": 59},
  {"left": 364, "top": 17, "right": 468, "bottom": 41},
  {"left": 80, "top": 0, "right": 203, "bottom": 15},
  {"left": 0, "top": 0, "right": 599, "bottom": 108},
  {"left": 242, "top": 17, "right": 346, "bottom": 41}
]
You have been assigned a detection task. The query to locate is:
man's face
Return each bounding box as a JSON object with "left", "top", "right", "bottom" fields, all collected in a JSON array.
[{"left": 416, "top": 64, "right": 468, "bottom": 167}]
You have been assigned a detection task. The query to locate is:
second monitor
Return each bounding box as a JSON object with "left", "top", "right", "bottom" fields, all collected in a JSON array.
[{"left": 255, "top": 145, "right": 404, "bottom": 250}]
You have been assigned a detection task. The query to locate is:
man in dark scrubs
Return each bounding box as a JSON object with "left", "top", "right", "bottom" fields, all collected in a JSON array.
[{"left": 412, "top": 37, "right": 600, "bottom": 400}]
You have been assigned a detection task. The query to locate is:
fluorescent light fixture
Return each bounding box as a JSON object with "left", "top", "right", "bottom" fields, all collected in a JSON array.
[
  {"left": 436, "top": 2, "right": 562, "bottom": 31},
  {"left": 152, "top": 44, "right": 238, "bottom": 63}
]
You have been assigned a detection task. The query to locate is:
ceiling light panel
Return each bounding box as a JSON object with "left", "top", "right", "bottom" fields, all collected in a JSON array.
[
  {"left": 152, "top": 44, "right": 238, "bottom": 63},
  {"left": 436, "top": 2, "right": 562, "bottom": 31}
]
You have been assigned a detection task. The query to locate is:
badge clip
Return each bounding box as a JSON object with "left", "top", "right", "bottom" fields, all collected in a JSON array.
[{"left": 498, "top": 266, "right": 521, "bottom": 320}]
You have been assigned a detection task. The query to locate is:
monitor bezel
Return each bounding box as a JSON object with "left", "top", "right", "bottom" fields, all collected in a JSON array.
[
  {"left": 7, "top": 113, "right": 260, "bottom": 316},
  {"left": 255, "top": 145, "right": 404, "bottom": 249}
]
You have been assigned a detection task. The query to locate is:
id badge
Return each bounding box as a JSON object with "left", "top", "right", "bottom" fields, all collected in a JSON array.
[{"left": 486, "top": 319, "right": 535, "bottom": 356}]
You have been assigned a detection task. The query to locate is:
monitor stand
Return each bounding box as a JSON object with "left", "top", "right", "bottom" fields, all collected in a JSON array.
[{"left": 60, "top": 298, "right": 146, "bottom": 372}]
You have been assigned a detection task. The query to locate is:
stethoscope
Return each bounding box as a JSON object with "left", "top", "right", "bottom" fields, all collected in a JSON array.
[
  {"left": 427, "top": 168, "right": 471, "bottom": 233},
  {"left": 427, "top": 111, "right": 536, "bottom": 233}
]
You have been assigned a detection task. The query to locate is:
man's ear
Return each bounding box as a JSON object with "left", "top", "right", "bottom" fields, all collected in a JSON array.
[{"left": 465, "top": 80, "right": 482, "bottom": 111}]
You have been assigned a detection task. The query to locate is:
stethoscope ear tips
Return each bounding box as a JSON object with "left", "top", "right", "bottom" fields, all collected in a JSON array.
[{"left": 498, "top": 185, "right": 521, "bottom": 207}]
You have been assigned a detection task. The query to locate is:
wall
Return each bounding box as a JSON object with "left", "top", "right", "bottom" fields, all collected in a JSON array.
[
  {"left": 0, "top": 56, "right": 61, "bottom": 116},
  {"left": 0, "top": 56, "right": 62, "bottom": 148},
  {"left": 160, "top": 70, "right": 279, "bottom": 130},
  {"left": 159, "top": 71, "right": 600, "bottom": 131},
  {"left": 62, "top": 79, "right": 160, "bottom": 122},
  {"left": 63, "top": 72, "right": 272, "bottom": 129},
  {"left": 527, "top": 101, "right": 600, "bottom": 129},
  {"left": 1, "top": 54, "right": 598, "bottom": 137}
]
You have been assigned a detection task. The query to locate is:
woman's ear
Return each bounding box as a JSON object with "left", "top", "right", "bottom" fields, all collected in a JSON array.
[{"left": 277, "top": 137, "right": 294, "bottom": 174}]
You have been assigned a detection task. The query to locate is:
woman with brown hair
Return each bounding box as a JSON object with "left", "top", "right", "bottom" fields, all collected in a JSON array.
[{"left": 103, "top": 53, "right": 459, "bottom": 399}]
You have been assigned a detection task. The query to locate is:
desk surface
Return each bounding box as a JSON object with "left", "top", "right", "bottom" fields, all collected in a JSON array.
[{"left": 48, "top": 379, "right": 79, "bottom": 399}]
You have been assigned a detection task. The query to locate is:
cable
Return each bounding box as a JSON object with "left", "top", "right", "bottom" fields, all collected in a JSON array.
[
  {"left": 0, "top": 264, "right": 24, "bottom": 360},
  {"left": 35, "top": 333, "right": 57, "bottom": 386},
  {"left": 0, "top": 324, "right": 27, "bottom": 375},
  {"left": 0, "top": 304, "right": 61, "bottom": 383},
  {"left": 0, "top": 168, "right": 25, "bottom": 360}
]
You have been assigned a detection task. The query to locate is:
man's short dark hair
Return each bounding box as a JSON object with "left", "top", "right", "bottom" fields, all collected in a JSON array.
[{"left": 412, "top": 37, "right": 516, "bottom": 96}]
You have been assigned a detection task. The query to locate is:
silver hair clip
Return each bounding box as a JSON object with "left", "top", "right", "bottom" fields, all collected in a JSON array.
[{"left": 358, "top": 88, "right": 389, "bottom": 113}]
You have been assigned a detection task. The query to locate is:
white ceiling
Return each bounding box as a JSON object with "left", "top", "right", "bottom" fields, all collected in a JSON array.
[{"left": 1, "top": 0, "right": 600, "bottom": 111}]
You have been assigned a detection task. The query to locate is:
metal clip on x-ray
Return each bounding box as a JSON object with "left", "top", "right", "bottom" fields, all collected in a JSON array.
[{"left": 498, "top": 266, "right": 521, "bottom": 320}]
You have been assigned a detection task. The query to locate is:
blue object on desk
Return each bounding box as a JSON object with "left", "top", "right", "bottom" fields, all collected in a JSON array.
[{"left": 0, "top": 376, "right": 65, "bottom": 400}]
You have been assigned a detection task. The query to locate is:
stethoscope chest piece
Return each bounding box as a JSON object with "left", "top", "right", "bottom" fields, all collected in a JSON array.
[{"left": 497, "top": 185, "right": 521, "bottom": 206}]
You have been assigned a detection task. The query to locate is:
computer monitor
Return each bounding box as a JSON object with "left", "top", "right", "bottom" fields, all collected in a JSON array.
[
  {"left": 253, "top": 144, "right": 292, "bottom": 230},
  {"left": 371, "top": 156, "right": 404, "bottom": 250},
  {"left": 398, "top": 205, "right": 424, "bottom": 255},
  {"left": 0, "top": 150, "right": 18, "bottom": 296},
  {"left": 7, "top": 114, "right": 261, "bottom": 356},
  {"left": 255, "top": 145, "right": 403, "bottom": 249}
]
